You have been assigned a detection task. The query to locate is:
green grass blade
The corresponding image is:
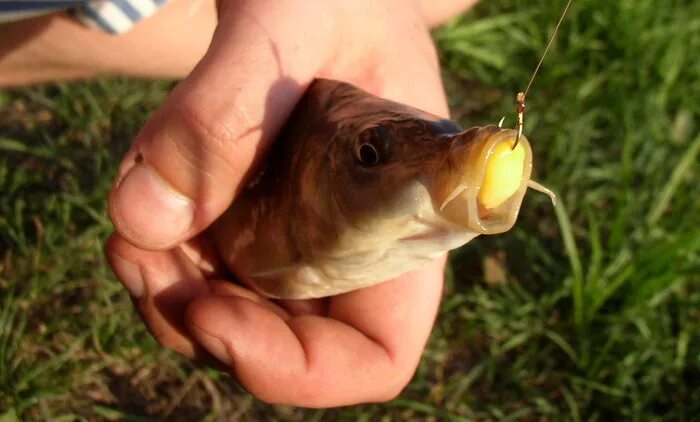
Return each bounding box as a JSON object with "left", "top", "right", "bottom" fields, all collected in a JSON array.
[
  {"left": 646, "top": 134, "right": 700, "bottom": 225},
  {"left": 553, "top": 198, "right": 585, "bottom": 327}
]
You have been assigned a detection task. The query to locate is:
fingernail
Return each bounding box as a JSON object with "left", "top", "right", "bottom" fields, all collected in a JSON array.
[
  {"left": 112, "top": 164, "right": 194, "bottom": 247},
  {"left": 191, "top": 325, "right": 232, "bottom": 365},
  {"left": 109, "top": 253, "right": 144, "bottom": 298}
]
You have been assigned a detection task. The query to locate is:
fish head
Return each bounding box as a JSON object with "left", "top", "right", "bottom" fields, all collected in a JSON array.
[{"left": 321, "top": 101, "right": 532, "bottom": 242}]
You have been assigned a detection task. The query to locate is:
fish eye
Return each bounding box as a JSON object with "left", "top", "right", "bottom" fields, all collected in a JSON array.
[
  {"left": 356, "top": 143, "right": 380, "bottom": 166},
  {"left": 354, "top": 126, "right": 389, "bottom": 166}
]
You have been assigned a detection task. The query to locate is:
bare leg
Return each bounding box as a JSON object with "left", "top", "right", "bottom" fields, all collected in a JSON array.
[
  {"left": 0, "top": 0, "right": 475, "bottom": 87},
  {"left": 0, "top": 0, "right": 217, "bottom": 86}
]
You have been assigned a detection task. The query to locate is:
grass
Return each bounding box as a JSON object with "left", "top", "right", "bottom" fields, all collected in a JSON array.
[{"left": 1, "top": 0, "right": 699, "bottom": 419}]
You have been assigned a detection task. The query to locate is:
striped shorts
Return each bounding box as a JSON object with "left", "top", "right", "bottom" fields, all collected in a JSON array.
[{"left": 0, "top": 0, "right": 168, "bottom": 34}]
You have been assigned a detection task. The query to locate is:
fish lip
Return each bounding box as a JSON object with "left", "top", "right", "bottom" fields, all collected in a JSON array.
[{"left": 434, "top": 127, "right": 533, "bottom": 235}]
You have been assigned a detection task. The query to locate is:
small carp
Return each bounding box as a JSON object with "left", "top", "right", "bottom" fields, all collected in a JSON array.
[{"left": 211, "top": 79, "right": 534, "bottom": 299}]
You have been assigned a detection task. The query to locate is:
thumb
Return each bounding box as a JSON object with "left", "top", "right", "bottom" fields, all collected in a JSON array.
[{"left": 109, "top": 1, "right": 334, "bottom": 249}]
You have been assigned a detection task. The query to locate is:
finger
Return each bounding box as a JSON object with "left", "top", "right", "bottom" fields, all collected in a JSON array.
[
  {"left": 106, "top": 233, "right": 210, "bottom": 358},
  {"left": 109, "top": 0, "right": 337, "bottom": 250},
  {"left": 185, "top": 257, "right": 446, "bottom": 407},
  {"left": 207, "top": 280, "right": 291, "bottom": 320},
  {"left": 277, "top": 298, "right": 328, "bottom": 317},
  {"left": 209, "top": 280, "right": 327, "bottom": 318},
  {"left": 179, "top": 235, "right": 227, "bottom": 278}
]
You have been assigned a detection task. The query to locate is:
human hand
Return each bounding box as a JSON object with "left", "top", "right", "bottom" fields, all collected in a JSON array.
[{"left": 106, "top": 0, "right": 472, "bottom": 406}]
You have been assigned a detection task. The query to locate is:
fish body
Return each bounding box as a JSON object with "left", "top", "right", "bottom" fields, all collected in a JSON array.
[{"left": 211, "top": 79, "right": 532, "bottom": 299}]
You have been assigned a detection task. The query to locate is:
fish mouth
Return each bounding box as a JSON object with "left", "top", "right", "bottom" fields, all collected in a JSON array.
[{"left": 433, "top": 127, "right": 533, "bottom": 235}]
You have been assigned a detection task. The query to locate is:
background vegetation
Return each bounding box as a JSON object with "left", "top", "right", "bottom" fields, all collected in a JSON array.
[{"left": 1, "top": 0, "right": 699, "bottom": 419}]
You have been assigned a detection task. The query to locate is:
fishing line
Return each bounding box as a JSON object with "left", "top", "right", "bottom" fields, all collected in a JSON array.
[{"left": 512, "top": 0, "right": 574, "bottom": 149}]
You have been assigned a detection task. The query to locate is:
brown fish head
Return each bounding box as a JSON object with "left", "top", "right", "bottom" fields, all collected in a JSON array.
[
  {"left": 321, "top": 111, "right": 532, "bottom": 244},
  {"left": 325, "top": 115, "right": 459, "bottom": 233}
]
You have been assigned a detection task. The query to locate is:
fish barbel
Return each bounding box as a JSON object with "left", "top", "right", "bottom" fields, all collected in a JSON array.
[{"left": 211, "top": 79, "right": 536, "bottom": 299}]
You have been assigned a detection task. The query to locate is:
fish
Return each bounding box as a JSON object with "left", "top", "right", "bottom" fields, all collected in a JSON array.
[{"left": 211, "top": 78, "right": 540, "bottom": 299}]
